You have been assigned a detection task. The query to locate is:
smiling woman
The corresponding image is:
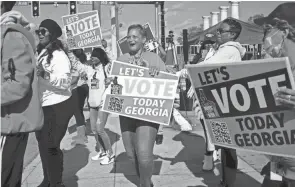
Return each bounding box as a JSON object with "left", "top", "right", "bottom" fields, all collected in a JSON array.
[
  {"left": 116, "top": 23, "right": 167, "bottom": 187},
  {"left": 35, "top": 19, "right": 73, "bottom": 187}
]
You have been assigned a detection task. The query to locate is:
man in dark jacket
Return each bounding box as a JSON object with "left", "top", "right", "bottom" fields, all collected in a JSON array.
[{"left": 1, "top": 2, "right": 43, "bottom": 187}]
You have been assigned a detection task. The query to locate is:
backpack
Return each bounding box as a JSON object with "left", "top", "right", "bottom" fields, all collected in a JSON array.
[{"left": 1, "top": 24, "right": 44, "bottom": 135}]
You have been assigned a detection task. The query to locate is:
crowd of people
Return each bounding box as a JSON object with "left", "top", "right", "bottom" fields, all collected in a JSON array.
[{"left": 1, "top": 1, "right": 295, "bottom": 187}]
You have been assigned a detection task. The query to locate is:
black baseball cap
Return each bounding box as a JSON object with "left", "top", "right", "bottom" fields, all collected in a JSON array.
[{"left": 254, "top": 2, "right": 295, "bottom": 27}]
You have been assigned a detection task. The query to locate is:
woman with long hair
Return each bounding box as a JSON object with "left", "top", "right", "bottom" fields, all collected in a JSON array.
[
  {"left": 254, "top": 3, "right": 295, "bottom": 186},
  {"left": 69, "top": 47, "right": 115, "bottom": 165},
  {"left": 71, "top": 49, "right": 89, "bottom": 145},
  {"left": 35, "top": 19, "right": 73, "bottom": 187},
  {"left": 117, "top": 24, "right": 166, "bottom": 187}
]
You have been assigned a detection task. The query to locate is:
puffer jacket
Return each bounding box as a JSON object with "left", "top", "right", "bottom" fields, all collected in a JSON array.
[{"left": 1, "top": 13, "right": 43, "bottom": 134}]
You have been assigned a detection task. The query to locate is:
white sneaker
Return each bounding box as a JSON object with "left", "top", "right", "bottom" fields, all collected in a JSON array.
[
  {"left": 91, "top": 151, "right": 107, "bottom": 161},
  {"left": 100, "top": 153, "right": 115, "bottom": 165},
  {"left": 203, "top": 155, "right": 214, "bottom": 171}
]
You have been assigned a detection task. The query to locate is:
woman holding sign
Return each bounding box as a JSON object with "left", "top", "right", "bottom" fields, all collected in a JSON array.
[
  {"left": 116, "top": 24, "right": 166, "bottom": 187},
  {"left": 69, "top": 47, "right": 115, "bottom": 165},
  {"left": 194, "top": 18, "right": 246, "bottom": 187},
  {"left": 254, "top": 3, "right": 295, "bottom": 187}
]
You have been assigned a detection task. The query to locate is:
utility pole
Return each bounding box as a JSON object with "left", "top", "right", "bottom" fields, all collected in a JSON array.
[
  {"left": 111, "top": 4, "right": 117, "bottom": 58},
  {"left": 92, "top": 1, "right": 101, "bottom": 23},
  {"left": 182, "top": 29, "right": 188, "bottom": 67},
  {"left": 160, "top": 1, "right": 165, "bottom": 49},
  {"left": 115, "top": 2, "right": 120, "bottom": 57},
  {"left": 155, "top": 2, "right": 159, "bottom": 40}
]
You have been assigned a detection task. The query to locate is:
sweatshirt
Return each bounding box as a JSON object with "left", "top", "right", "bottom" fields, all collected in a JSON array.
[
  {"left": 200, "top": 41, "right": 246, "bottom": 64},
  {"left": 37, "top": 49, "right": 72, "bottom": 107}
]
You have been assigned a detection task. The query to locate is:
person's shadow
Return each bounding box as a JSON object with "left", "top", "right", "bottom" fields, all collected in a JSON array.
[
  {"left": 62, "top": 145, "right": 90, "bottom": 187},
  {"left": 110, "top": 152, "right": 162, "bottom": 186},
  {"left": 156, "top": 132, "right": 262, "bottom": 187},
  {"left": 155, "top": 131, "right": 218, "bottom": 186},
  {"left": 110, "top": 152, "right": 139, "bottom": 186}
]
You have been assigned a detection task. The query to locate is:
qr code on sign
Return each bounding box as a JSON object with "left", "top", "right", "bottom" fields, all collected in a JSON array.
[
  {"left": 108, "top": 96, "right": 124, "bottom": 113},
  {"left": 210, "top": 121, "right": 232, "bottom": 144}
]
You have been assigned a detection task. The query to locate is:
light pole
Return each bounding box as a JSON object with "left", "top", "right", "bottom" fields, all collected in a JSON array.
[
  {"left": 92, "top": 1, "right": 101, "bottom": 23},
  {"left": 115, "top": 2, "right": 120, "bottom": 57}
]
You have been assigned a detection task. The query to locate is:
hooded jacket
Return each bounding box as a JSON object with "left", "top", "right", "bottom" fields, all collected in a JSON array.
[
  {"left": 1, "top": 11, "right": 43, "bottom": 134},
  {"left": 200, "top": 41, "right": 246, "bottom": 64}
]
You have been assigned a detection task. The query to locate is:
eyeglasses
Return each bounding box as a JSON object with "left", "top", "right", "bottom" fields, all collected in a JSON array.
[
  {"left": 35, "top": 29, "right": 48, "bottom": 36},
  {"left": 216, "top": 28, "right": 232, "bottom": 34}
]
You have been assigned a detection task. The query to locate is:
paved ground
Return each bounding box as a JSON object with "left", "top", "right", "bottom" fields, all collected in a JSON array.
[{"left": 21, "top": 111, "right": 267, "bottom": 187}]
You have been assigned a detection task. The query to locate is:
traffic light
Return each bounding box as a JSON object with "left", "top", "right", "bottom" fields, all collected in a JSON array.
[
  {"left": 69, "top": 1, "right": 77, "bottom": 14},
  {"left": 32, "top": 1, "right": 40, "bottom": 17}
]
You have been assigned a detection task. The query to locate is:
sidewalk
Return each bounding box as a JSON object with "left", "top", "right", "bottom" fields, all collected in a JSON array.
[{"left": 22, "top": 112, "right": 265, "bottom": 187}]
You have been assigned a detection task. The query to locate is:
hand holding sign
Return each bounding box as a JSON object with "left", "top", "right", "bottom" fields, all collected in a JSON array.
[
  {"left": 149, "top": 66, "right": 160, "bottom": 77},
  {"left": 105, "top": 77, "right": 114, "bottom": 88},
  {"left": 194, "top": 100, "right": 204, "bottom": 120},
  {"left": 275, "top": 87, "right": 295, "bottom": 108}
]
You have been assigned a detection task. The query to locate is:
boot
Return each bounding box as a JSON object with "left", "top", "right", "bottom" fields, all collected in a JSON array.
[
  {"left": 72, "top": 126, "right": 88, "bottom": 145},
  {"left": 202, "top": 155, "right": 214, "bottom": 171}
]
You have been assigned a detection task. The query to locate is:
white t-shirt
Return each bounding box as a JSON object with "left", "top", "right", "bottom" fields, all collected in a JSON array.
[
  {"left": 37, "top": 49, "right": 72, "bottom": 107},
  {"left": 69, "top": 51, "right": 111, "bottom": 107}
]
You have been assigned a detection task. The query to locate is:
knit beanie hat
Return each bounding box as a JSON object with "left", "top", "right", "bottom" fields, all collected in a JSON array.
[{"left": 39, "top": 19, "right": 62, "bottom": 39}]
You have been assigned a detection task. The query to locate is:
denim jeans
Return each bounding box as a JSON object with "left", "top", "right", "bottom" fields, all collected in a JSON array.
[
  {"left": 89, "top": 108, "right": 112, "bottom": 153},
  {"left": 119, "top": 116, "right": 159, "bottom": 187},
  {"left": 72, "top": 87, "right": 86, "bottom": 127},
  {"left": 75, "top": 84, "right": 89, "bottom": 127},
  {"left": 35, "top": 97, "right": 74, "bottom": 185}
]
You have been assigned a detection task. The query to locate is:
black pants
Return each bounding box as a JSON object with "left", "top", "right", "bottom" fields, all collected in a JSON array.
[
  {"left": 221, "top": 148, "right": 238, "bottom": 186},
  {"left": 75, "top": 84, "right": 89, "bottom": 127},
  {"left": 35, "top": 96, "right": 74, "bottom": 185},
  {"left": 1, "top": 133, "right": 29, "bottom": 187}
]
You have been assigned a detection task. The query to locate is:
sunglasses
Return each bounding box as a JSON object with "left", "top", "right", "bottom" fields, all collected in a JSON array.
[{"left": 35, "top": 29, "right": 48, "bottom": 36}]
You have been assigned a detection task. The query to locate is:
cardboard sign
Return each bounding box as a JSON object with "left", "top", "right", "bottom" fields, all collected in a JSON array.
[
  {"left": 62, "top": 10, "right": 102, "bottom": 50},
  {"left": 117, "top": 23, "right": 158, "bottom": 55},
  {"left": 101, "top": 61, "right": 179, "bottom": 125},
  {"left": 186, "top": 57, "right": 295, "bottom": 158},
  {"left": 117, "top": 36, "right": 129, "bottom": 55}
]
